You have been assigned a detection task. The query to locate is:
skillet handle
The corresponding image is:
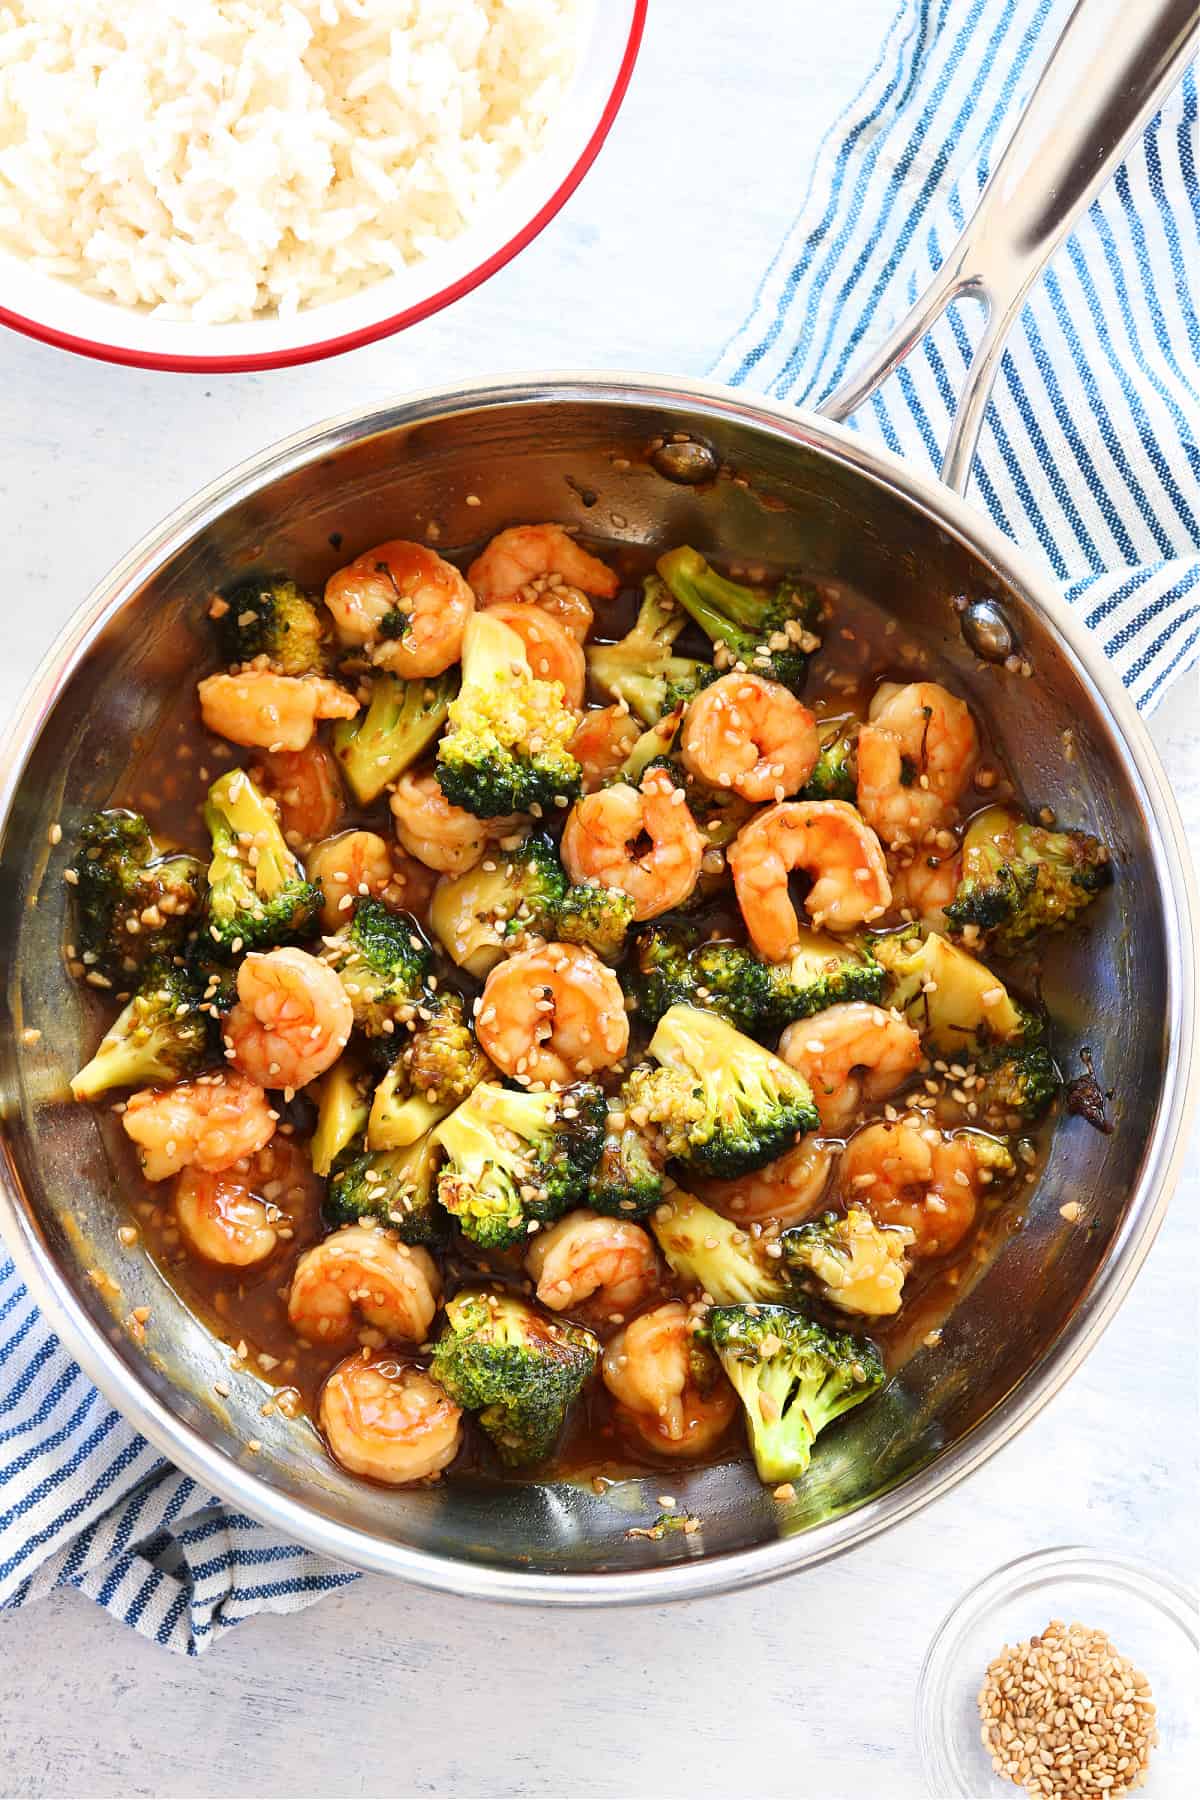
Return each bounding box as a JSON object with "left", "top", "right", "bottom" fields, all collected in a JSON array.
[{"left": 819, "top": 0, "right": 1200, "bottom": 495}]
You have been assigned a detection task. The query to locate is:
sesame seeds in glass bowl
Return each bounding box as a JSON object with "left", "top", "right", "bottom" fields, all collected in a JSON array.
[{"left": 915, "top": 1547, "right": 1197, "bottom": 1798}]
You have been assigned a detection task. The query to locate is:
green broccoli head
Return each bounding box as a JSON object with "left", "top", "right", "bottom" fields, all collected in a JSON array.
[
  {"left": 324, "top": 1137, "right": 446, "bottom": 1246},
  {"left": 970, "top": 1041, "right": 1062, "bottom": 1125},
  {"left": 554, "top": 881, "right": 636, "bottom": 965},
  {"left": 433, "top": 1081, "right": 607, "bottom": 1249},
  {"left": 873, "top": 927, "right": 1024, "bottom": 1056},
  {"left": 781, "top": 1207, "right": 913, "bottom": 1317},
  {"left": 586, "top": 1103, "right": 665, "bottom": 1219},
  {"left": 943, "top": 805, "right": 1112, "bottom": 954},
  {"left": 430, "top": 833, "right": 567, "bottom": 977},
  {"left": 431, "top": 1287, "right": 599, "bottom": 1466},
  {"left": 650, "top": 1188, "right": 791, "bottom": 1304},
  {"left": 706, "top": 1303, "right": 884, "bottom": 1484},
  {"left": 71, "top": 809, "right": 207, "bottom": 979},
  {"left": 800, "top": 717, "right": 858, "bottom": 801},
  {"left": 629, "top": 923, "right": 776, "bottom": 1037},
  {"left": 69, "top": 958, "right": 211, "bottom": 1100},
  {"left": 585, "top": 574, "right": 715, "bottom": 724},
  {"left": 633, "top": 1004, "right": 819, "bottom": 1178},
  {"left": 322, "top": 899, "right": 430, "bottom": 1036},
  {"left": 203, "top": 769, "right": 321, "bottom": 953},
  {"left": 215, "top": 577, "right": 326, "bottom": 676},
  {"left": 656, "top": 547, "right": 822, "bottom": 695},
  {"left": 436, "top": 611, "right": 581, "bottom": 817},
  {"left": 407, "top": 987, "right": 492, "bottom": 1111},
  {"left": 332, "top": 671, "right": 456, "bottom": 806}
]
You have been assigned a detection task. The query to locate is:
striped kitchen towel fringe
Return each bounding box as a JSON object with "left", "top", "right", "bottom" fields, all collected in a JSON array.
[{"left": 713, "top": 0, "right": 1200, "bottom": 712}]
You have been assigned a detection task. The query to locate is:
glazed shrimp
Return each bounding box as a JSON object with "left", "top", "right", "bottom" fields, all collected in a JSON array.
[
  {"left": 603, "top": 1301, "right": 736, "bottom": 1457},
  {"left": 841, "top": 1121, "right": 995, "bottom": 1258},
  {"left": 224, "top": 946, "right": 353, "bottom": 1093},
  {"left": 288, "top": 1225, "right": 441, "bottom": 1347},
  {"left": 173, "top": 1137, "right": 316, "bottom": 1267},
  {"left": 197, "top": 669, "right": 358, "bottom": 753},
  {"left": 857, "top": 681, "right": 978, "bottom": 849},
  {"left": 779, "top": 1002, "right": 923, "bottom": 1133},
  {"left": 307, "top": 829, "right": 400, "bottom": 930},
  {"left": 484, "top": 601, "right": 586, "bottom": 710},
  {"left": 121, "top": 1069, "right": 275, "bottom": 1182},
  {"left": 695, "top": 1135, "right": 836, "bottom": 1227},
  {"left": 476, "top": 943, "right": 629, "bottom": 1085},
  {"left": 527, "top": 1210, "right": 660, "bottom": 1321},
  {"left": 569, "top": 705, "right": 641, "bottom": 791},
  {"left": 681, "top": 673, "right": 819, "bottom": 803},
  {"left": 320, "top": 1352, "right": 462, "bottom": 1485},
  {"left": 390, "top": 768, "right": 519, "bottom": 876},
  {"left": 729, "top": 799, "right": 891, "bottom": 957},
  {"left": 467, "top": 524, "right": 619, "bottom": 608},
  {"left": 889, "top": 850, "right": 962, "bottom": 932},
  {"left": 323, "top": 539, "right": 474, "bottom": 678},
  {"left": 560, "top": 767, "right": 705, "bottom": 921},
  {"left": 253, "top": 743, "right": 344, "bottom": 848}
]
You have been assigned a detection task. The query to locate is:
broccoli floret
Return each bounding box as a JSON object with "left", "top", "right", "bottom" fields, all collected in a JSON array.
[
  {"left": 586, "top": 1104, "right": 665, "bottom": 1219},
  {"left": 874, "top": 927, "right": 1024, "bottom": 1055},
  {"left": 324, "top": 1136, "right": 446, "bottom": 1246},
  {"left": 781, "top": 1207, "right": 913, "bottom": 1317},
  {"left": 651, "top": 1188, "right": 792, "bottom": 1303},
  {"left": 322, "top": 899, "right": 430, "bottom": 1036},
  {"left": 943, "top": 805, "right": 1112, "bottom": 954},
  {"left": 431, "top": 1287, "right": 599, "bottom": 1466},
  {"left": 627, "top": 1004, "right": 819, "bottom": 1177},
  {"left": 203, "top": 769, "right": 321, "bottom": 952},
  {"left": 69, "top": 958, "right": 210, "bottom": 1100},
  {"left": 436, "top": 611, "right": 581, "bottom": 817},
  {"left": 433, "top": 1081, "right": 606, "bottom": 1249},
  {"left": 554, "top": 882, "right": 636, "bottom": 964},
  {"left": 801, "top": 717, "right": 858, "bottom": 801},
  {"left": 430, "top": 833, "right": 567, "bottom": 976},
  {"left": 366, "top": 988, "right": 491, "bottom": 1149},
  {"left": 310, "top": 1054, "right": 374, "bottom": 1177},
  {"left": 332, "top": 671, "right": 456, "bottom": 806},
  {"left": 630, "top": 923, "right": 885, "bottom": 1039},
  {"left": 215, "top": 577, "right": 325, "bottom": 676},
  {"left": 586, "top": 574, "right": 715, "bottom": 724},
  {"left": 71, "top": 809, "right": 206, "bottom": 979},
  {"left": 970, "top": 1042, "right": 1062, "bottom": 1125},
  {"left": 656, "top": 547, "right": 821, "bottom": 696},
  {"left": 706, "top": 1304, "right": 884, "bottom": 1484}
]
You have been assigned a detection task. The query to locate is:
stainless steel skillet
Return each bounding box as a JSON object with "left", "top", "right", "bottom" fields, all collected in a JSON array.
[{"left": 0, "top": 0, "right": 1196, "bottom": 1602}]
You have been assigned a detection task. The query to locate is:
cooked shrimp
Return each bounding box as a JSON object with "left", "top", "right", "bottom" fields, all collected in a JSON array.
[
  {"left": 682, "top": 673, "right": 819, "bottom": 803},
  {"left": 889, "top": 850, "right": 962, "bottom": 932},
  {"left": 320, "top": 1352, "right": 462, "bottom": 1484},
  {"left": 560, "top": 767, "right": 705, "bottom": 921},
  {"left": 857, "top": 681, "right": 978, "bottom": 849},
  {"left": 225, "top": 946, "right": 353, "bottom": 1093},
  {"left": 779, "top": 1002, "right": 923, "bottom": 1133},
  {"left": 122, "top": 1070, "right": 275, "bottom": 1182},
  {"left": 390, "top": 768, "right": 518, "bottom": 876},
  {"left": 695, "top": 1135, "right": 836, "bottom": 1227},
  {"left": 527, "top": 1211, "right": 660, "bottom": 1320},
  {"left": 569, "top": 705, "right": 641, "bottom": 791},
  {"left": 841, "top": 1121, "right": 988, "bottom": 1258},
  {"left": 486, "top": 580, "right": 595, "bottom": 644},
  {"left": 467, "top": 524, "right": 618, "bottom": 607},
  {"left": 253, "top": 743, "right": 344, "bottom": 847},
  {"left": 476, "top": 943, "right": 629, "bottom": 1086},
  {"left": 729, "top": 799, "right": 891, "bottom": 957},
  {"left": 485, "top": 601, "right": 586, "bottom": 710},
  {"left": 173, "top": 1136, "right": 317, "bottom": 1267},
  {"left": 197, "top": 669, "right": 358, "bottom": 753},
  {"left": 288, "top": 1225, "right": 440, "bottom": 1346},
  {"left": 307, "top": 829, "right": 400, "bottom": 930},
  {"left": 323, "top": 540, "right": 473, "bottom": 678},
  {"left": 603, "top": 1301, "right": 736, "bottom": 1457}
]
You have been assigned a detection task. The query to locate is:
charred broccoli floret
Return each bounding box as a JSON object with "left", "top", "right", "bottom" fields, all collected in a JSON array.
[
  {"left": 332, "top": 671, "right": 455, "bottom": 806},
  {"left": 944, "top": 805, "right": 1112, "bottom": 954},
  {"left": 436, "top": 611, "right": 581, "bottom": 817},
  {"left": 433, "top": 1081, "right": 606, "bottom": 1249},
  {"left": 586, "top": 1103, "right": 664, "bottom": 1219},
  {"left": 706, "top": 1303, "right": 884, "bottom": 1484},
  {"left": 69, "top": 959, "right": 210, "bottom": 1100},
  {"left": 781, "top": 1208, "right": 913, "bottom": 1317},
  {"left": 586, "top": 574, "right": 715, "bottom": 724},
  {"left": 310, "top": 1054, "right": 374, "bottom": 1177},
  {"left": 651, "top": 1189, "right": 792, "bottom": 1303},
  {"left": 70, "top": 809, "right": 206, "bottom": 978},
  {"left": 431, "top": 1287, "right": 599, "bottom": 1466},
  {"left": 626, "top": 1004, "right": 818, "bottom": 1177},
  {"left": 430, "top": 833, "right": 567, "bottom": 976},
  {"left": 324, "top": 1135, "right": 446, "bottom": 1246},
  {"left": 554, "top": 882, "right": 636, "bottom": 964},
  {"left": 630, "top": 922, "right": 884, "bottom": 1038},
  {"left": 801, "top": 717, "right": 858, "bottom": 801},
  {"left": 203, "top": 769, "right": 321, "bottom": 952},
  {"left": 215, "top": 577, "right": 326, "bottom": 676},
  {"left": 656, "top": 546, "right": 821, "bottom": 695},
  {"left": 874, "top": 927, "right": 1024, "bottom": 1055},
  {"left": 322, "top": 899, "right": 429, "bottom": 1036}
]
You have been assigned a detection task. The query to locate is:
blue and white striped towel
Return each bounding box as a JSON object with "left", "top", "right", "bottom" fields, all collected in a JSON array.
[
  {"left": 715, "top": 0, "right": 1200, "bottom": 712},
  {"left": 3, "top": 0, "right": 1198, "bottom": 1659}
]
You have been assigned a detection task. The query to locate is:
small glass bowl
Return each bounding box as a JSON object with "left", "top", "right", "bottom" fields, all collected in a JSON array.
[{"left": 916, "top": 1546, "right": 1197, "bottom": 1798}]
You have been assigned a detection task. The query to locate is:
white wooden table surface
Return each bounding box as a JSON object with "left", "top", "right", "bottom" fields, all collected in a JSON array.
[{"left": 0, "top": 3, "right": 1196, "bottom": 1795}]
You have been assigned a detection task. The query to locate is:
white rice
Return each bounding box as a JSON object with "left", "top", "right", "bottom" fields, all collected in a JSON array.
[{"left": 0, "top": 0, "right": 579, "bottom": 322}]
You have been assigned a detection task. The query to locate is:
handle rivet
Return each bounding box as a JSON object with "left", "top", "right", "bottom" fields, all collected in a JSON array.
[
  {"left": 961, "top": 598, "right": 1016, "bottom": 662},
  {"left": 651, "top": 440, "right": 717, "bottom": 484}
]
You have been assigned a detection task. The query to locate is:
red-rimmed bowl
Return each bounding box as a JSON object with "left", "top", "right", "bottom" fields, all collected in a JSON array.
[{"left": 0, "top": 1, "right": 645, "bottom": 374}]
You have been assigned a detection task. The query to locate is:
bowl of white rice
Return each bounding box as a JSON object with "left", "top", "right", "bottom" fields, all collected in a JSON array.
[{"left": 0, "top": 0, "right": 643, "bottom": 371}]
